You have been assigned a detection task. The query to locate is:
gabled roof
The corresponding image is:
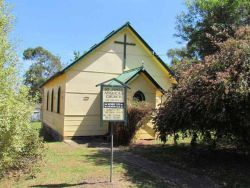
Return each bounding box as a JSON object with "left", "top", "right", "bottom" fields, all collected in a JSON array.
[
  {"left": 96, "top": 78, "right": 130, "bottom": 88},
  {"left": 40, "top": 22, "right": 175, "bottom": 87},
  {"left": 115, "top": 67, "right": 142, "bottom": 83},
  {"left": 97, "top": 66, "right": 165, "bottom": 93}
]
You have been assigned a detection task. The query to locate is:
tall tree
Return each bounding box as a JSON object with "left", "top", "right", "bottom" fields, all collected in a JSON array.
[
  {"left": 23, "top": 47, "right": 62, "bottom": 100},
  {"left": 169, "top": 0, "right": 250, "bottom": 61}
]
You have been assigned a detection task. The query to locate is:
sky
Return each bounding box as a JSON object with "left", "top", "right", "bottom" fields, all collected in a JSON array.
[{"left": 7, "top": 0, "right": 186, "bottom": 73}]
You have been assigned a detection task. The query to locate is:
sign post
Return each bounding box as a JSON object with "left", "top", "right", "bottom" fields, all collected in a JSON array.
[
  {"left": 110, "top": 122, "right": 113, "bottom": 182},
  {"left": 97, "top": 79, "right": 128, "bottom": 183}
]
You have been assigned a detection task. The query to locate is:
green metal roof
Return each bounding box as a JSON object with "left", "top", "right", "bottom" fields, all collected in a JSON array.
[
  {"left": 96, "top": 78, "right": 130, "bottom": 87},
  {"left": 105, "top": 80, "right": 124, "bottom": 87},
  {"left": 101, "top": 67, "right": 142, "bottom": 86},
  {"left": 115, "top": 67, "right": 142, "bottom": 83},
  {"left": 40, "top": 22, "right": 175, "bottom": 87},
  {"left": 97, "top": 66, "right": 164, "bottom": 93}
]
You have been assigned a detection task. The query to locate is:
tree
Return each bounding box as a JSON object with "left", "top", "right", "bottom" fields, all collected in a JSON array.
[
  {"left": 170, "top": 0, "right": 250, "bottom": 61},
  {"left": 154, "top": 26, "right": 250, "bottom": 147},
  {"left": 167, "top": 47, "right": 192, "bottom": 65},
  {"left": 23, "top": 47, "right": 62, "bottom": 100},
  {"left": 71, "top": 50, "right": 81, "bottom": 61},
  {"left": 0, "top": 0, "right": 43, "bottom": 177},
  {"left": 167, "top": 48, "right": 197, "bottom": 79}
]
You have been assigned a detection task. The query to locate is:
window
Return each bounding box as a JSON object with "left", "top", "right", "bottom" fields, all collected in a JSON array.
[
  {"left": 57, "top": 87, "right": 61, "bottom": 113},
  {"left": 51, "top": 89, "right": 54, "bottom": 112},
  {"left": 46, "top": 91, "right": 49, "bottom": 110},
  {"left": 133, "top": 91, "right": 145, "bottom": 102}
]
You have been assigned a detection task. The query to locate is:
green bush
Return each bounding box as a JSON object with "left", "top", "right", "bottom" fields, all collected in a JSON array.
[
  {"left": 0, "top": 0, "right": 44, "bottom": 178},
  {"left": 154, "top": 27, "right": 250, "bottom": 148},
  {"left": 113, "top": 102, "right": 153, "bottom": 145},
  {"left": 0, "top": 88, "right": 44, "bottom": 177}
]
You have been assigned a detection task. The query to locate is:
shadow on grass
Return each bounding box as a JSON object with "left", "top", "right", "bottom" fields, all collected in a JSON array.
[
  {"left": 83, "top": 148, "right": 169, "bottom": 188},
  {"left": 38, "top": 126, "right": 61, "bottom": 143},
  {"left": 130, "top": 143, "right": 250, "bottom": 187},
  {"left": 29, "top": 181, "right": 96, "bottom": 187},
  {"left": 72, "top": 137, "right": 110, "bottom": 148}
]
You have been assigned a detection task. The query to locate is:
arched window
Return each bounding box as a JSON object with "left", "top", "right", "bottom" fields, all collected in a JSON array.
[
  {"left": 47, "top": 91, "right": 49, "bottom": 110},
  {"left": 133, "top": 91, "right": 145, "bottom": 102},
  {"left": 57, "top": 87, "right": 61, "bottom": 113},
  {"left": 51, "top": 89, "right": 54, "bottom": 112}
]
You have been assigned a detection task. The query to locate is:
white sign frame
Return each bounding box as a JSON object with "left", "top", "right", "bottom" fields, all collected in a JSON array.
[{"left": 101, "top": 85, "right": 127, "bottom": 123}]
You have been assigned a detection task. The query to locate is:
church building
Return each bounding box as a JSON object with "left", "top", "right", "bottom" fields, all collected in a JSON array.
[{"left": 40, "top": 22, "right": 176, "bottom": 140}]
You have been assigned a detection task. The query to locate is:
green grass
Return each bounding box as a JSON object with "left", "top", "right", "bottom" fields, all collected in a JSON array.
[
  {"left": 4, "top": 122, "right": 249, "bottom": 187},
  {"left": 31, "top": 121, "right": 42, "bottom": 131},
  {"left": 0, "top": 122, "right": 169, "bottom": 188},
  {"left": 130, "top": 139, "right": 250, "bottom": 188}
]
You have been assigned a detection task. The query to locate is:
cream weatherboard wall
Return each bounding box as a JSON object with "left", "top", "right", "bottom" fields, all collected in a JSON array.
[
  {"left": 42, "top": 74, "right": 66, "bottom": 138},
  {"left": 41, "top": 24, "right": 175, "bottom": 139},
  {"left": 120, "top": 29, "right": 174, "bottom": 90},
  {"left": 127, "top": 73, "right": 159, "bottom": 139},
  {"left": 127, "top": 73, "right": 158, "bottom": 107},
  {"left": 63, "top": 34, "right": 122, "bottom": 137}
]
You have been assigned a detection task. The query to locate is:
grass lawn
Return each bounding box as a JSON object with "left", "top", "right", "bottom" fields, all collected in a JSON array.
[
  {"left": 4, "top": 122, "right": 249, "bottom": 187},
  {"left": 130, "top": 138, "right": 250, "bottom": 188},
  {"left": 0, "top": 122, "right": 168, "bottom": 188}
]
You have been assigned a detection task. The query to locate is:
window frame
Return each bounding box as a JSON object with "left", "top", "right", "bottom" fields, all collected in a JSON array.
[
  {"left": 51, "top": 89, "right": 54, "bottom": 112},
  {"left": 57, "top": 87, "right": 61, "bottom": 113},
  {"left": 133, "top": 90, "right": 146, "bottom": 102},
  {"left": 46, "top": 91, "right": 49, "bottom": 111}
]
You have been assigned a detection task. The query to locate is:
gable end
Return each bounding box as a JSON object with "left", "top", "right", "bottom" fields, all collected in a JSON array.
[{"left": 40, "top": 22, "right": 175, "bottom": 87}]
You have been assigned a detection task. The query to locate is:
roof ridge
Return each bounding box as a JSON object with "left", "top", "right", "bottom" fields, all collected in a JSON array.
[
  {"left": 125, "top": 21, "right": 131, "bottom": 26},
  {"left": 122, "top": 66, "right": 143, "bottom": 73}
]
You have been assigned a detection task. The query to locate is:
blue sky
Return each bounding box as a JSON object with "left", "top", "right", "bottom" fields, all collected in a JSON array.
[{"left": 8, "top": 0, "right": 186, "bottom": 72}]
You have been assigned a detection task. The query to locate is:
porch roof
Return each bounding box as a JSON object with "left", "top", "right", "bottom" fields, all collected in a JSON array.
[{"left": 97, "top": 66, "right": 164, "bottom": 93}]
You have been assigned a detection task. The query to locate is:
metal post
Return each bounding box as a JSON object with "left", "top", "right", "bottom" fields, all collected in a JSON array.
[{"left": 110, "top": 122, "right": 113, "bottom": 183}]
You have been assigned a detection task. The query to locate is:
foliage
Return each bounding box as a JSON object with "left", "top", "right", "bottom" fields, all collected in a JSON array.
[
  {"left": 154, "top": 27, "right": 250, "bottom": 147},
  {"left": 167, "top": 47, "right": 194, "bottom": 65},
  {"left": 169, "top": 58, "right": 194, "bottom": 80},
  {"left": 70, "top": 50, "right": 81, "bottom": 62},
  {"left": 23, "top": 47, "right": 62, "bottom": 100},
  {"left": 169, "top": 0, "right": 250, "bottom": 61},
  {"left": 113, "top": 102, "right": 153, "bottom": 145},
  {"left": 0, "top": 0, "right": 44, "bottom": 178}
]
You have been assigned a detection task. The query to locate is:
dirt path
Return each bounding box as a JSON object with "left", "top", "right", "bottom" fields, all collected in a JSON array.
[
  {"left": 118, "top": 151, "right": 218, "bottom": 188},
  {"left": 65, "top": 140, "right": 219, "bottom": 188}
]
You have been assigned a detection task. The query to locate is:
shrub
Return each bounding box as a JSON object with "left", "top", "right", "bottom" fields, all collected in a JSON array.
[
  {"left": 154, "top": 26, "right": 250, "bottom": 148},
  {"left": 0, "top": 88, "right": 44, "bottom": 177},
  {"left": 113, "top": 102, "right": 153, "bottom": 145},
  {"left": 0, "top": 86, "right": 45, "bottom": 179},
  {"left": 0, "top": 0, "right": 44, "bottom": 178}
]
